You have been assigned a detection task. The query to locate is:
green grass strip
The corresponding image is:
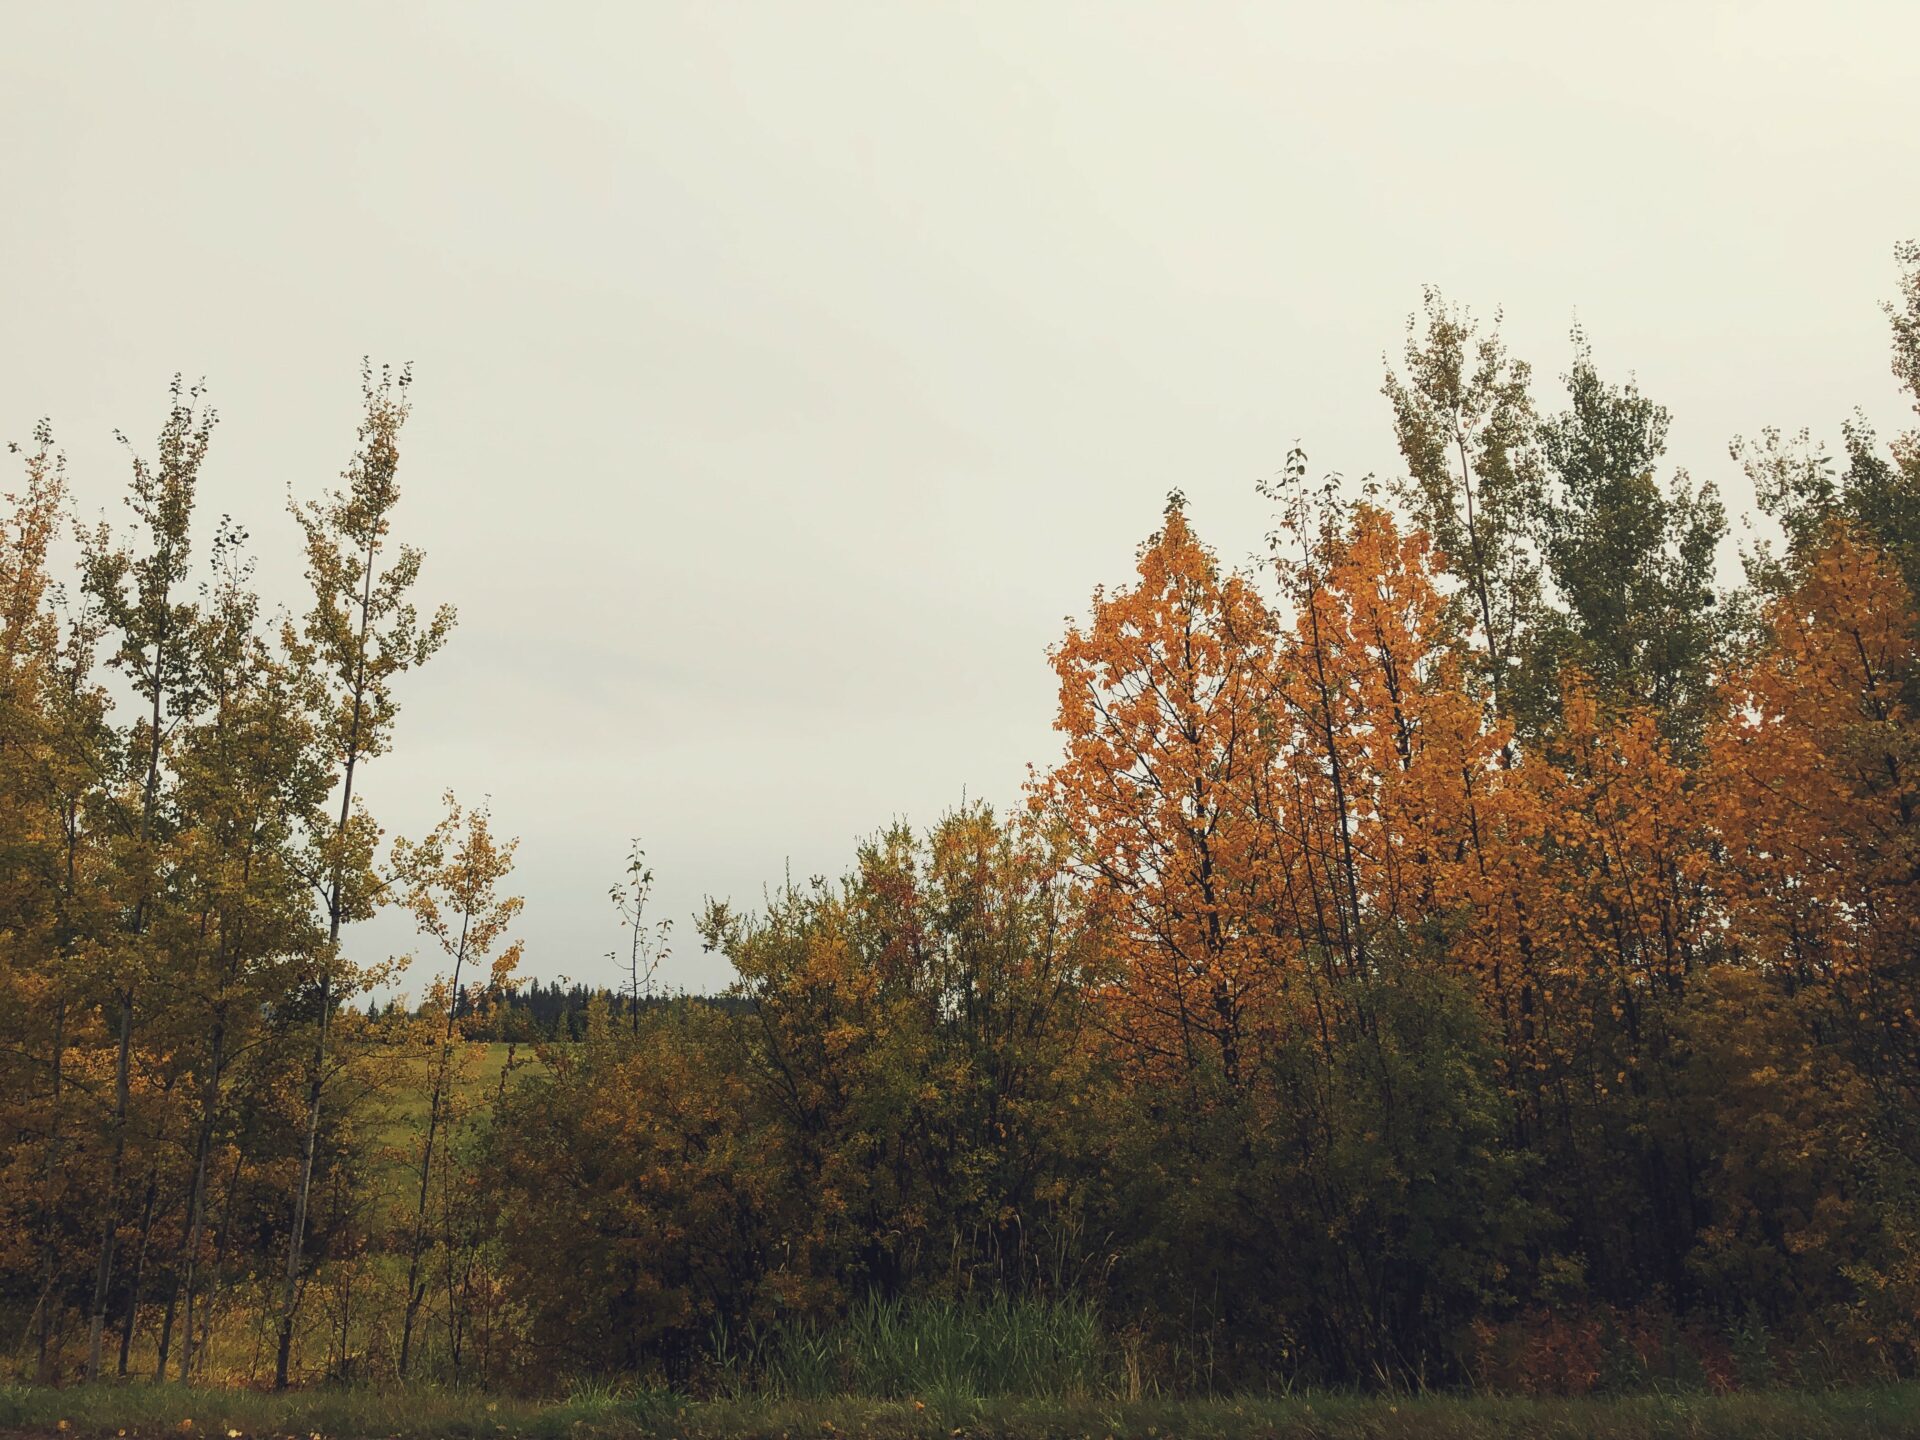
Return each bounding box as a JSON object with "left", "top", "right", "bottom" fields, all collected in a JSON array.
[{"left": 6, "top": 1384, "right": 1920, "bottom": 1440}]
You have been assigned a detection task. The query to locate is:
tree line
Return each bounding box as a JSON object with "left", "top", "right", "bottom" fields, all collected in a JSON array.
[
  {"left": 1, "top": 245, "right": 1918, "bottom": 1394},
  {"left": 373, "top": 984, "right": 748, "bottom": 1044}
]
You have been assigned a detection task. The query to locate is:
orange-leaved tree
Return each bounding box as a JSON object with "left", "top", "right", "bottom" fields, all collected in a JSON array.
[
  {"left": 1709, "top": 524, "right": 1919, "bottom": 1098},
  {"left": 1264, "top": 470, "right": 1499, "bottom": 991},
  {"left": 1042, "top": 492, "right": 1282, "bottom": 1097}
]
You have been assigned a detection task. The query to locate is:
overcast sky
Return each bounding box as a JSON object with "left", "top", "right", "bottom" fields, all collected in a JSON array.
[{"left": 2, "top": 2, "right": 1916, "bottom": 993}]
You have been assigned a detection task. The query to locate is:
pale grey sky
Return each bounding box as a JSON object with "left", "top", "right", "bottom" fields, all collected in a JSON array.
[{"left": 2, "top": 2, "right": 1915, "bottom": 992}]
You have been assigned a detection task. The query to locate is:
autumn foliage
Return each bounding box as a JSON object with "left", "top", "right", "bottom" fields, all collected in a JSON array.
[{"left": 3, "top": 247, "right": 1920, "bottom": 1395}]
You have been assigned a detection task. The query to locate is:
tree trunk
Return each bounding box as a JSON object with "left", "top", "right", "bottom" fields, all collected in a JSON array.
[
  {"left": 400, "top": 907, "right": 469, "bottom": 1379},
  {"left": 178, "top": 1022, "right": 224, "bottom": 1380},
  {"left": 31, "top": 997, "right": 67, "bottom": 1382},
  {"left": 153, "top": 1283, "right": 178, "bottom": 1381},
  {"left": 116, "top": 1163, "right": 161, "bottom": 1375},
  {"left": 85, "top": 987, "right": 134, "bottom": 1381},
  {"left": 274, "top": 981, "right": 330, "bottom": 1390},
  {"left": 193, "top": 1147, "right": 245, "bottom": 1382}
]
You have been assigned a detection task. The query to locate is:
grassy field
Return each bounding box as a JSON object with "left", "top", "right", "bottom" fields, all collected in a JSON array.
[
  {"left": 363, "top": 1040, "right": 536, "bottom": 1208},
  {"left": 7, "top": 1383, "right": 1920, "bottom": 1440},
  {"left": 371, "top": 1041, "right": 529, "bottom": 1139}
]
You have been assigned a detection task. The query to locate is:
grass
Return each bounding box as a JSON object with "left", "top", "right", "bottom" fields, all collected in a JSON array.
[
  {"left": 7, "top": 1383, "right": 1920, "bottom": 1440},
  {"left": 712, "top": 1296, "right": 1109, "bottom": 1400},
  {"left": 370, "top": 1041, "right": 529, "bottom": 1147}
]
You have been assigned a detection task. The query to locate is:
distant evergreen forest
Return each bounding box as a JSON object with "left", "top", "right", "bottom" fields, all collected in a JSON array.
[{"left": 370, "top": 981, "right": 748, "bottom": 1042}]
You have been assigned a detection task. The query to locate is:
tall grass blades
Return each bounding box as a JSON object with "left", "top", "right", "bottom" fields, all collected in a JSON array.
[{"left": 717, "top": 1296, "right": 1112, "bottom": 1401}]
